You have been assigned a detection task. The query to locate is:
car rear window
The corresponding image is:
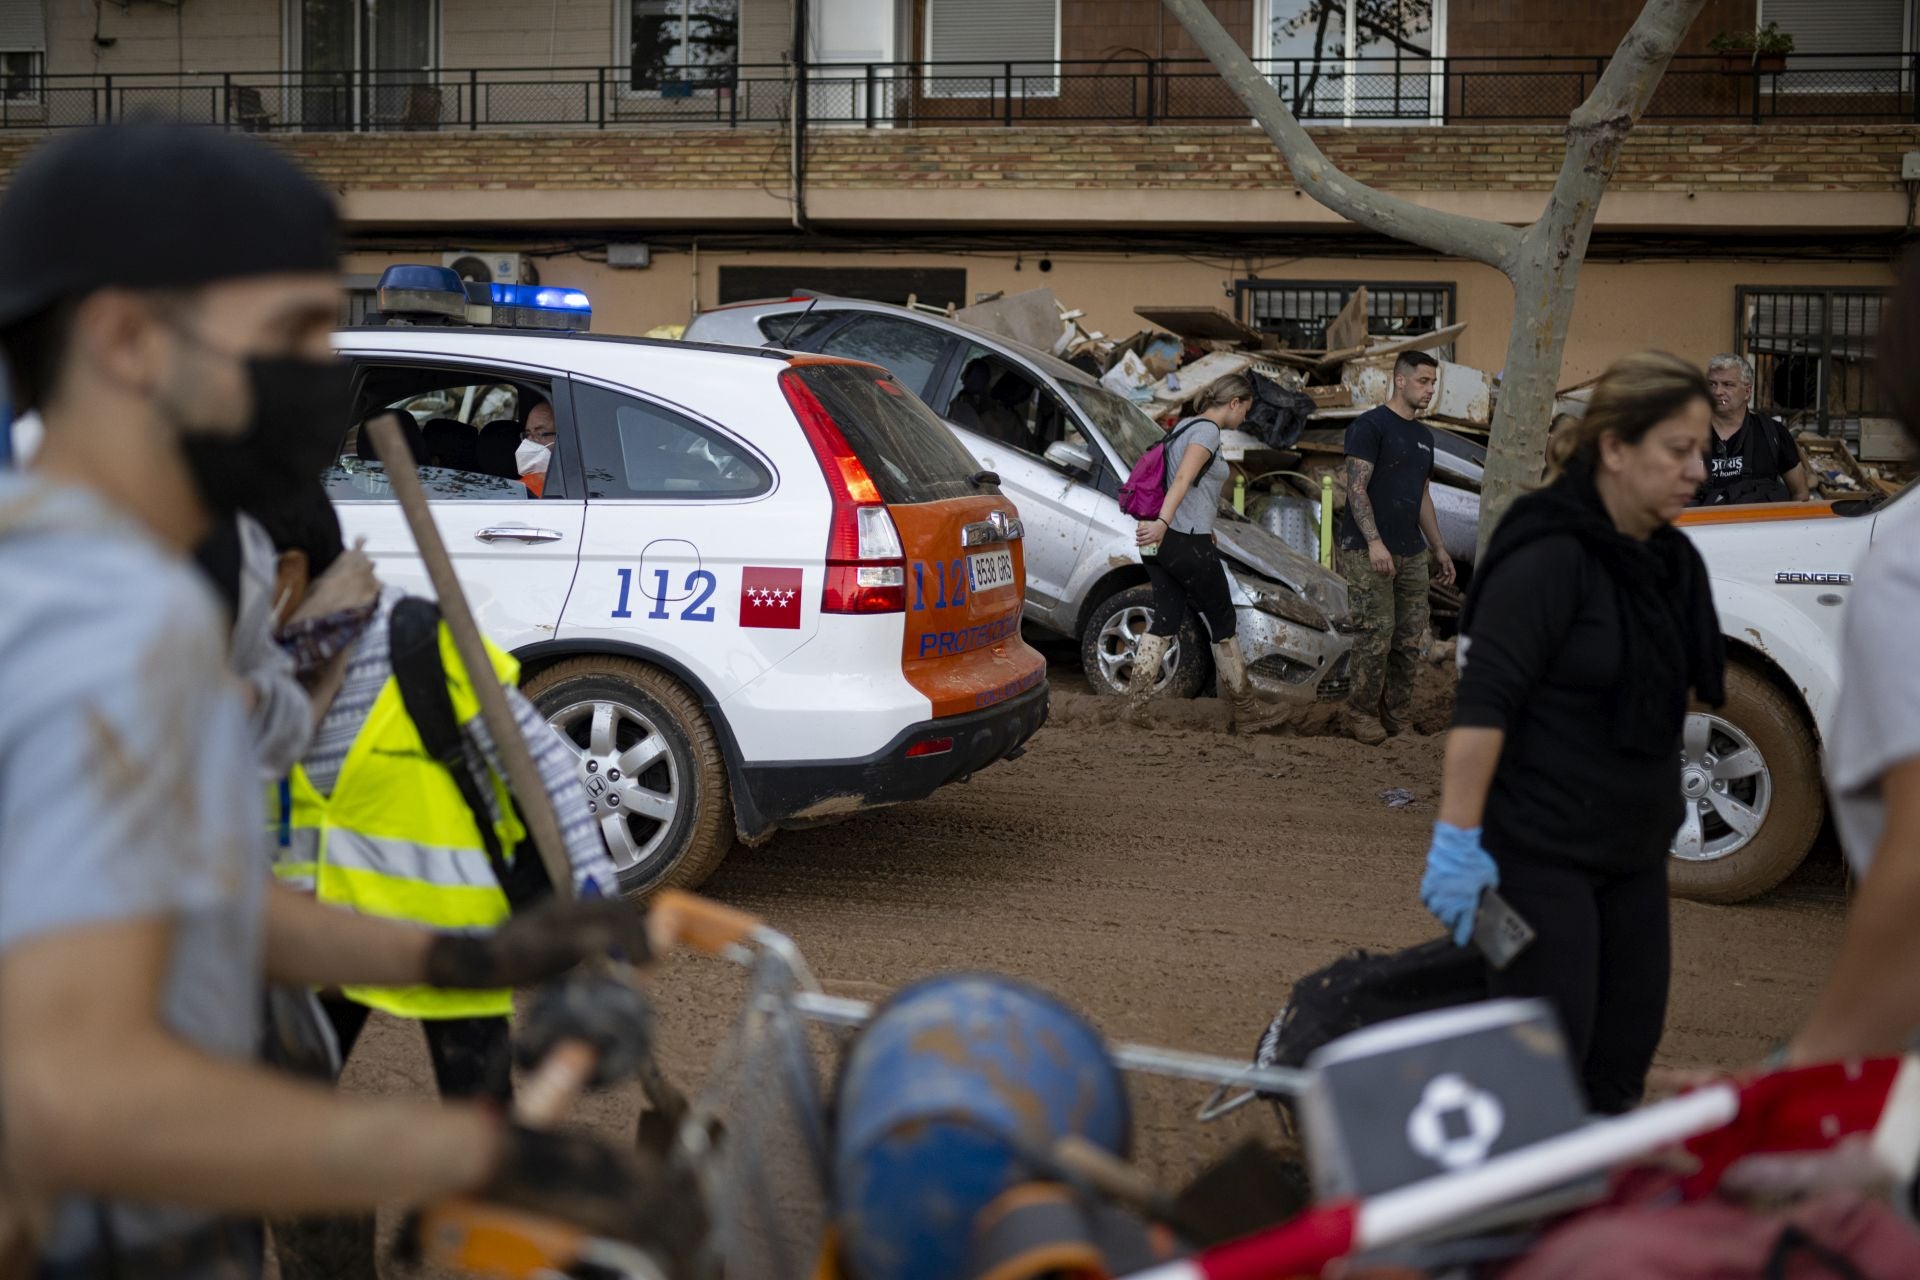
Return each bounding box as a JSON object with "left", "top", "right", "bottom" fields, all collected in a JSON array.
[
  {"left": 758, "top": 311, "right": 836, "bottom": 347},
  {"left": 791, "top": 364, "right": 982, "bottom": 505}
]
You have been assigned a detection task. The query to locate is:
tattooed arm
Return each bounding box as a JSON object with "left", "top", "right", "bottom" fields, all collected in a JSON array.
[{"left": 1347, "top": 456, "right": 1394, "bottom": 576}]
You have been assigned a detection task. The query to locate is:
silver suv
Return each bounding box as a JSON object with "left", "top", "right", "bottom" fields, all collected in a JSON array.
[{"left": 686, "top": 297, "right": 1354, "bottom": 702}]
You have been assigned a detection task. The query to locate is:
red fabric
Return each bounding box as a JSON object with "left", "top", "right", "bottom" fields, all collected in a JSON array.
[
  {"left": 1681, "top": 1061, "right": 1899, "bottom": 1199},
  {"left": 522, "top": 471, "right": 544, "bottom": 498},
  {"left": 1194, "top": 1201, "right": 1357, "bottom": 1280},
  {"left": 1498, "top": 1192, "right": 1920, "bottom": 1280}
]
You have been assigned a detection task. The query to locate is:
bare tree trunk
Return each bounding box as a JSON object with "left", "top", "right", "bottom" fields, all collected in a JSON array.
[{"left": 1161, "top": 0, "right": 1706, "bottom": 549}]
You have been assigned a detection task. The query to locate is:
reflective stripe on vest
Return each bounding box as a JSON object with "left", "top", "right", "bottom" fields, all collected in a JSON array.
[{"left": 278, "top": 622, "right": 524, "bottom": 1020}]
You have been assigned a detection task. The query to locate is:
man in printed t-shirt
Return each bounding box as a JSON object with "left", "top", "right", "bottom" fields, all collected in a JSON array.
[{"left": 1695, "top": 353, "right": 1809, "bottom": 505}]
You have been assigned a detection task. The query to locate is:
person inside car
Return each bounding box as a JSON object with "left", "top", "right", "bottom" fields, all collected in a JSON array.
[
  {"left": 517, "top": 397, "right": 556, "bottom": 497},
  {"left": 948, "top": 359, "right": 1023, "bottom": 447},
  {"left": 1695, "top": 353, "right": 1810, "bottom": 505}
]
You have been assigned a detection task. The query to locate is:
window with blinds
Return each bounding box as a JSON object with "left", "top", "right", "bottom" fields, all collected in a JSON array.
[
  {"left": 0, "top": 0, "right": 44, "bottom": 105},
  {"left": 923, "top": 0, "right": 1060, "bottom": 99},
  {"left": 1759, "top": 0, "right": 1911, "bottom": 90}
]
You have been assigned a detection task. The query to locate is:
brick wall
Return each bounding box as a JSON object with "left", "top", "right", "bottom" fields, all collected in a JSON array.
[
  {"left": 1447, "top": 0, "right": 1755, "bottom": 59},
  {"left": 0, "top": 123, "right": 1884, "bottom": 194}
]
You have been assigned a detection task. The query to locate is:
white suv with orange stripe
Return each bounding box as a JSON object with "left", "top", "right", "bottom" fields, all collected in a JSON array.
[{"left": 321, "top": 272, "right": 1045, "bottom": 894}]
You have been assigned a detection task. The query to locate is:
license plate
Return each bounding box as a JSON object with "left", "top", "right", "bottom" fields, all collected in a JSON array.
[{"left": 967, "top": 549, "right": 1016, "bottom": 593}]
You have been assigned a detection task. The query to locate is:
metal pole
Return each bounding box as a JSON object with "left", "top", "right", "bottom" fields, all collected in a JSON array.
[
  {"left": 1003, "top": 60, "right": 1014, "bottom": 125},
  {"left": 598, "top": 65, "right": 607, "bottom": 128},
  {"left": 365, "top": 416, "right": 576, "bottom": 899},
  {"left": 865, "top": 62, "right": 875, "bottom": 128},
  {"left": 222, "top": 72, "right": 232, "bottom": 128},
  {"left": 469, "top": 68, "right": 479, "bottom": 130}
]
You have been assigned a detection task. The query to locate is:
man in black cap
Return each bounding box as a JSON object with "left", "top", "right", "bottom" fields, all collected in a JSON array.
[{"left": 0, "top": 124, "right": 669, "bottom": 1278}]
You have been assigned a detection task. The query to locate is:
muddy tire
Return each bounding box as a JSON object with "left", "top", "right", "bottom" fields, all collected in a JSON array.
[
  {"left": 1668, "top": 662, "right": 1824, "bottom": 905},
  {"left": 521, "top": 656, "right": 734, "bottom": 896},
  {"left": 1081, "top": 584, "right": 1209, "bottom": 700}
]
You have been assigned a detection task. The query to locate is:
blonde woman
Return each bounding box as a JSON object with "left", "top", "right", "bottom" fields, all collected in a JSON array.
[
  {"left": 1423, "top": 352, "right": 1725, "bottom": 1113},
  {"left": 1128, "top": 375, "right": 1287, "bottom": 733}
]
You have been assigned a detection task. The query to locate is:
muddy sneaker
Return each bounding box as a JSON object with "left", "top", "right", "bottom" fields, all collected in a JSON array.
[{"left": 1348, "top": 713, "right": 1389, "bottom": 746}]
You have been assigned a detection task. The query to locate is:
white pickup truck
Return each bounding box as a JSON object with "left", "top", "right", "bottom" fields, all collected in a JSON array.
[{"left": 1671, "top": 491, "right": 1907, "bottom": 902}]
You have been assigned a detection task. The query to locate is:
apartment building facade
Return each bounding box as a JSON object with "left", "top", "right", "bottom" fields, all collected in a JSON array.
[{"left": 0, "top": 0, "right": 1913, "bottom": 433}]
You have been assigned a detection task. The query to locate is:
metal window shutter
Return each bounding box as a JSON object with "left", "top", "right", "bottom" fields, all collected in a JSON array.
[
  {"left": 927, "top": 0, "right": 1056, "bottom": 64},
  {"left": 1760, "top": 0, "right": 1904, "bottom": 54},
  {"left": 0, "top": 1, "right": 45, "bottom": 52}
]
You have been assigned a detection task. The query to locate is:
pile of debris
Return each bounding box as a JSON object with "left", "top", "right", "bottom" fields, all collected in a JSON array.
[{"left": 944, "top": 285, "right": 1492, "bottom": 619}]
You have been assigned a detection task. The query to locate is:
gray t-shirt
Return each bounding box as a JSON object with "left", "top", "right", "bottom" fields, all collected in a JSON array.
[
  {"left": 0, "top": 474, "right": 265, "bottom": 1262},
  {"left": 1165, "top": 417, "right": 1224, "bottom": 537},
  {"left": 1827, "top": 492, "right": 1920, "bottom": 875}
]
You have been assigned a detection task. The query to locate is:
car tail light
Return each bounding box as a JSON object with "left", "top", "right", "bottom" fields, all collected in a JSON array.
[
  {"left": 780, "top": 370, "right": 907, "bottom": 614},
  {"left": 906, "top": 736, "right": 954, "bottom": 758}
]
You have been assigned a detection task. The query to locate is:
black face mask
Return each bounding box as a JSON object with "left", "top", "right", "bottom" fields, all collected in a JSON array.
[{"left": 178, "top": 356, "right": 351, "bottom": 520}]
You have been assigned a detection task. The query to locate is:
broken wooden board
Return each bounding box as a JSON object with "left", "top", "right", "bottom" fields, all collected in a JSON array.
[
  {"left": 1362, "top": 323, "right": 1468, "bottom": 360},
  {"left": 955, "top": 287, "right": 1060, "bottom": 353},
  {"left": 1133, "top": 305, "right": 1265, "bottom": 346},
  {"left": 1322, "top": 286, "right": 1369, "bottom": 354}
]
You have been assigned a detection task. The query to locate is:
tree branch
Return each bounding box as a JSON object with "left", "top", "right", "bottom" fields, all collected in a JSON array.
[{"left": 1161, "top": 0, "right": 1521, "bottom": 270}]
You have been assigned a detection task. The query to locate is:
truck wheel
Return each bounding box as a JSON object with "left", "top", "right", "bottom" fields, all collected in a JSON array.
[
  {"left": 522, "top": 657, "right": 735, "bottom": 897},
  {"left": 1668, "top": 662, "right": 1824, "bottom": 905},
  {"left": 1081, "top": 584, "right": 1209, "bottom": 700}
]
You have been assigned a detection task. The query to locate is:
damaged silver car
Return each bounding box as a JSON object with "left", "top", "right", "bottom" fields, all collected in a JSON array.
[{"left": 686, "top": 297, "right": 1355, "bottom": 702}]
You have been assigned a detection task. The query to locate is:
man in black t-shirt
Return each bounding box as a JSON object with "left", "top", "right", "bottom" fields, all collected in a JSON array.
[
  {"left": 1335, "top": 351, "right": 1457, "bottom": 745},
  {"left": 1697, "top": 353, "right": 1809, "bottom": 505}
]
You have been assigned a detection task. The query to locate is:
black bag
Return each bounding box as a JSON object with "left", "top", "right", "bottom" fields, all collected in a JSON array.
[
  {"left": 388, "top": 597, "right": 553, "bottom": 911},
  {"left": 1252, "top": 938, "right": 1487, "bottom": 1125},
  {"left": 1241, "top": 371, "right": 1317, "bottom": 452}
]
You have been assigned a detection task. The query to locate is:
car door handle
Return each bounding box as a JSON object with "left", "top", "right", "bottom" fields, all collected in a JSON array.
[{"left": 474, "top": 526, "right": 565, "bottom": 544}]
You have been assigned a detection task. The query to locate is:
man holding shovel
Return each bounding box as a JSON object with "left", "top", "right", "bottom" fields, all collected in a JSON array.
[{"left": 0, "top": 124, "right": 657, "bottom": 1278}]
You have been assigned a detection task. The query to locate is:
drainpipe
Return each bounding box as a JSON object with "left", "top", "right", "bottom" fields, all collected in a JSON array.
[{"left": 790, "top": 0, "right": 813, "bottom": 231}]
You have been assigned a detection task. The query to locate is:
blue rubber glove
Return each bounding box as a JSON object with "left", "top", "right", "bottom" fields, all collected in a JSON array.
[{"left": 1421, "top": 822, "right": 1498, "bottom": 947}]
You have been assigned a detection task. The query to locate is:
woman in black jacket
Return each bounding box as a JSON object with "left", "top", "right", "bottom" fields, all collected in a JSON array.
[{"left": 1422, "top": 351, "right": 1725, "bottom": 1113}]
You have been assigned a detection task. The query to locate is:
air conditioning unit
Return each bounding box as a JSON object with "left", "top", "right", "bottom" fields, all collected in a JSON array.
[{"left": 442, "top": 251, "right": 535, "bottom": 286}]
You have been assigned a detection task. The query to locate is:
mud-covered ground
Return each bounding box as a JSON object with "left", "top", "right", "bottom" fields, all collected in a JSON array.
[{"left": 342, "top": 649, "right": 1848, "bottom": 1243}]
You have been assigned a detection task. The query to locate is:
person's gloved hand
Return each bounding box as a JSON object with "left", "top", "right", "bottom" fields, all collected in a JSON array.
[
  {"left": 425, "top": 897, "right": 651, "bottom": 989},
  {"left": 1421, "top": 822, "right": 1497, "bottom": 947}
]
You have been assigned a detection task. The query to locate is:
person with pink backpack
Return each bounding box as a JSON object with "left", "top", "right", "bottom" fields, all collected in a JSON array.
[{"left": 1120, "top": 375, "right": 1288, "bottom": 733}]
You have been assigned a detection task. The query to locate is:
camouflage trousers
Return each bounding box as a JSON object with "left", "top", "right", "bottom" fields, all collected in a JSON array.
[{"left": 1335, "top": 545, "right": 1431, "bottom": 723}]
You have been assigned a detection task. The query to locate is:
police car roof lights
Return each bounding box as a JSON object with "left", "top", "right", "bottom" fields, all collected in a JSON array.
[
  {"left": 488, "top": 282, "right": 592, "bottom": 332},
  {"left": 373, "top": 265, "right": 592, "bottom": 332}
]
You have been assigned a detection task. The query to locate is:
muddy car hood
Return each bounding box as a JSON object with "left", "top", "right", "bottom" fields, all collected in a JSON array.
[{"left": 1216, "top": 516, "right": 1350, "bottom": 626}]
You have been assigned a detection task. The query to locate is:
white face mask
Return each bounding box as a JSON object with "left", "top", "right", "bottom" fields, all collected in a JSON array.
[{"left": 515, "top": 438, "right": 551, "bottom": 477}]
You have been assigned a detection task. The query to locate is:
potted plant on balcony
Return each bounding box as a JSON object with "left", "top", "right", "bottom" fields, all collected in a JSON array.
[{"left": 1710, "top": 22, "right": 1794, "bottom": 74}]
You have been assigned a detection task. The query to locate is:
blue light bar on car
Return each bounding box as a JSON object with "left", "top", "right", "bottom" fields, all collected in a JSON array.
[
  {"left": 372, "top": 266, "right": 593, "bottom": 332},
  {"left": 488, "top": 282, "right": 593, "bottom": 332}
]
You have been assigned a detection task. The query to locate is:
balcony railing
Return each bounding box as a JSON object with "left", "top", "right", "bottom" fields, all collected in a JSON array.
[{"left": 0, "top": 52, "right": 1912, "bottom": 133}]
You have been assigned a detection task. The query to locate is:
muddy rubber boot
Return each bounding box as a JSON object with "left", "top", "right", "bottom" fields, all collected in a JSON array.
[
  {"left": 1213, "top": 639, "right": 1291, "bottom": 735},
  {"left": 1123, "top": 632, "right": 1171, "bottom": 726},
  {"left": 1348, "top": 712, "right": 1389, "bottom": 746},
  {"left": 1381, "top": 705, "right": 1411, "bottom": 737}
]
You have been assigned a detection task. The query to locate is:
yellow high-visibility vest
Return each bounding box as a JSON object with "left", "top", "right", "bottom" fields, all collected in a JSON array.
[{"left": 274, "top": 623, "right": 524, "bottom": 1019}]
